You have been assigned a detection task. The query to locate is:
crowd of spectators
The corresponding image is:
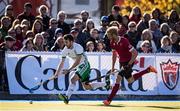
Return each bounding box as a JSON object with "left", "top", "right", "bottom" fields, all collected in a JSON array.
[{"left": 0, "top": 3, "right": 180, "bottom": 92}]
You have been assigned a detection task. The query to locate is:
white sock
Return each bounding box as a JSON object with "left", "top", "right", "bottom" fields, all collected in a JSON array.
[
  {"left": 66, "top": 83, "right": 76, "bottom": 99},
  {"left": 90, "top": 82, "right": 106, "bottom": 90}
]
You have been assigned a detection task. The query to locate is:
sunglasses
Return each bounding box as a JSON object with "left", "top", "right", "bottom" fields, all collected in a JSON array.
[
  {"left": 51, "top": 22, "right": 57, "bottom": 24},
  {"left": 7, "top": 8, "right": 13, "bottom": 11},
  {"left": 129, "top": 25, "right": 136, "bottom": 28},
  {"left": 142, "top": 45, "right": 150, "bottom": 48},
  {"left": 102, "top": 20, "right": 108, "bottom": 23}
]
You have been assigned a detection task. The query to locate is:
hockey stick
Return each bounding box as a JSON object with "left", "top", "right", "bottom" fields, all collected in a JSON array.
[
  {"left": 28, "top": 79, "right": 51, "bottom": 93},
  {"left": 85, "top": 69, "right": 121, "bottom": 84},
  {"left": 28, "top": 69, "right": 76, "bottom": 93}
]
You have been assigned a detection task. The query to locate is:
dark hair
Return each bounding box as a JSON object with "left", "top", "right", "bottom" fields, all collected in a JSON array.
[
  {"left": 24, "top": 2, "right": 32, "bottom": 8},
  {"left": 112, "top": 5, "right": 120, "bottom": 11},
  {"left": 63, "top": 34, "right": 74, "bottom": 41},
  {"left": 25, "top": 38, "right": 33, "bottom": 46}
]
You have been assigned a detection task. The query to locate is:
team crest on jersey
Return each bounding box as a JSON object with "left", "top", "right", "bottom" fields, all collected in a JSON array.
[{"left": 160, "top": 59, "right": 179, "bottom": 90}]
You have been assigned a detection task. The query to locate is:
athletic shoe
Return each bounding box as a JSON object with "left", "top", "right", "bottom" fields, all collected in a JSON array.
[
  {"left": 58, "top": 94, "right": 69, "bottom": 104},
  {"left": 105, "top": 76, "right": 110, "bottom": 91},
  {"left": 148, "top": 65, "right": 157, "bottom": 73},
  {"left": 103, "top": 100, "right": 111, "bottom": 106}
]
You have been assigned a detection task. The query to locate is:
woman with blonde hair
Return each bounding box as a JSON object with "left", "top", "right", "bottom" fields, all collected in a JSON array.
[
  {"left": 138, "top": 40, "right": 153, "bottom": 53},
  {"left": 31, "top": 19, "right": 43, "bottom": 34},
  {"left": 136, "top": 29, "right": 157, "bottom": 52},
  {"left": 169, "top": 31, "right": 180, "bottom": 52},
  {"left": 33, "top": 33, "right": 47, "bottom": 51}
]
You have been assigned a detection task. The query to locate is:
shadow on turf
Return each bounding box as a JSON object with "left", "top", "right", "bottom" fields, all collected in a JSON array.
[
  {"left": 84, "top": 104, "right": 125, "bottom": 107},
  {"left": 146, "top": 106, "right": 180, "bottom": 109}
]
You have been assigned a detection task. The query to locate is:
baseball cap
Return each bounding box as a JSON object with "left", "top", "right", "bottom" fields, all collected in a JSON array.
[
  {"left": 70, "top": 28, "right": 79, "bottom": 33},
  {"left": 4, "top": 35, "right": 16, "bottom": 41},
  {"left": 101, "top": 16, "right": 109, "bottom": 22}
]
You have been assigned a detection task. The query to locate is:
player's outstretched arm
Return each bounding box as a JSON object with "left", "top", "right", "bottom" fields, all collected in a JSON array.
[{"left": 53, "top": 57, "right": 66, "bottom": 78}]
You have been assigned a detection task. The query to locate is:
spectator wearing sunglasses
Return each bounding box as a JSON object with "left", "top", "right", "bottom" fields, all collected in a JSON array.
[
  {"left": 124, "top": 21, "right": 140, "bottom": 48},
  {"left": 138, "top": 40, "right": 153, "bottom": 53}
]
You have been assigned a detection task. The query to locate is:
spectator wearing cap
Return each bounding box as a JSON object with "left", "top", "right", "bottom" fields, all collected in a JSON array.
[
  {"left": 52, "top": 28, "right": 64, "bottom": 46},
  {"left": 17, "top": 2, "right": 35, "bottom": 28},
  {"left": 108, "top": 5, "right": 122, "bottom": 24},
  {"left": 37, "top": 5, "right": 51, "bottom": 31},
  {"left": 73, "top": 19, "right": 83, "bottom": 31},
  {"left": 54, "top": 28, "right": 63, "bottom": 40},
  {"left": 8, "top": 28, "right": 23, "bottom": 51},
  {"left": 70, "top": 27, "right": 86, "bottom": 49},
  {"left": 51, "top": 36, "right": 65, "bottom": 52},
  {"left": 98, "top": 16, "right": 109, "bottom": 40},
  {"left": 70, "top": 27, "right": 79, "bottom": 41},
  {"left": 80, "top": 10, "right": 89, "bottom": 29},
  {"left": 0, "top": 35, "right": 15, "bottom": 92},
  {"left": 57, "top": 11, "right": 71, "bottom": 34},
  {"left": 0, "top": 35, "right": 16, "bottom": 50}
]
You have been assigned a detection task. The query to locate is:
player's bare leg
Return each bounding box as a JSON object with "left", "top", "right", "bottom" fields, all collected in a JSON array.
[{"left": 59, "top": 74, "right": 79, "bottom": 104}]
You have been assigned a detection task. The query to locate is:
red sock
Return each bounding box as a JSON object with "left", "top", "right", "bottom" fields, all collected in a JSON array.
[
  {"left": 107, "top": 84, "right": 120, "bottom": 101},
  {"left": 133, "top": 68, "right": 148, "bottom": 81}
]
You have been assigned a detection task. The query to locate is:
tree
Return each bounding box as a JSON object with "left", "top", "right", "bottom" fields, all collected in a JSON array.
[{"left": 120, "top": 0, "right": 180, "bottom": 15}]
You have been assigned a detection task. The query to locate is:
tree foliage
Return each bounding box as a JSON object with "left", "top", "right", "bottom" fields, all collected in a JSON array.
[{"left": 120, "top": 0, "right": 180, "bottom": 15}]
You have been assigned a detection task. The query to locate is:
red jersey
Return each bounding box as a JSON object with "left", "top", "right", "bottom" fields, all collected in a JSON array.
[{"left": 110, "top": 37, "right": 133, "bottom": 62}]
